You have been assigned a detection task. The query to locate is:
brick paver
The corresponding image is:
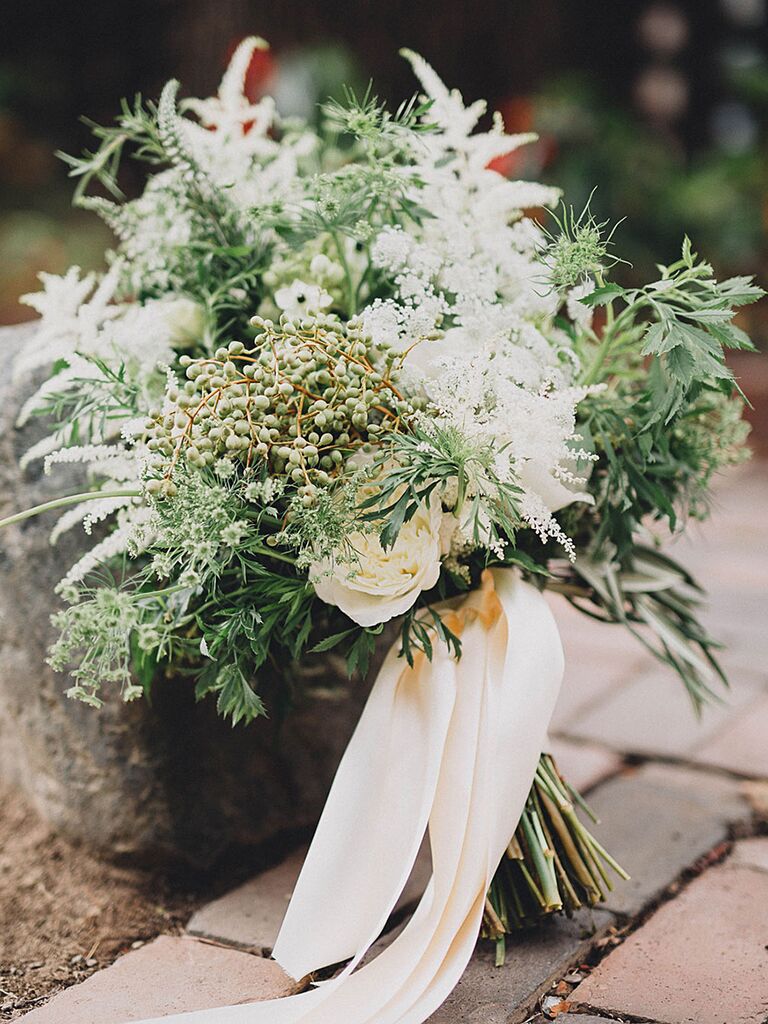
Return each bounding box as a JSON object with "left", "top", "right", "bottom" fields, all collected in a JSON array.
[
  {"left": 187, "top": 847, "right": 308, "bottom": 952},
  {"left": 548, "top": 598, "right": 652, "bottom": 732},
  {"left": 580, "top": 762, "right": 750, "bottom": 916},
  {"left": 573, "top": 850, "right": 768, "bottom": 1024},
  {"left": 19, "top": 936, "right": 295, "bottom": 1024},
  {"left": 554, "top": 1016, "right": 622, "bottom": 1023}
]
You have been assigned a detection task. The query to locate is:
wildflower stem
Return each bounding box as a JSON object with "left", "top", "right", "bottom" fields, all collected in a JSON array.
[
  {"left": 0, "top": 489, "right": 142, "bottom": 530},
  {"left": 329, "top": 229, "right": 357, "bottom": 318},
  {"left": 579, "top": 298, "right": 643, "bottom": 386}
]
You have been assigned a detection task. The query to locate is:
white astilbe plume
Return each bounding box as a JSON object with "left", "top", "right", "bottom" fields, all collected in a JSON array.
[
  {"left": 44, "top": 444, "right": 129, "bottom": 475},
  {"left": 400, "top": 48, "right": 488, "bottom": 149},
  {"left": 19, "top": 431, "right": 69, "bottom": 472},
  {"left": 15, "top": 265, "right": 122, "bottom": 382},
  {"left": 179, "top": 37, "right": 317, "bottom": 211},
  {"left": 184, "top": 36, "right": 272, "bottom": 133},
  {"left": 43, "top": 440, "right": 145, "bottom": 544},
  {"left": 50, "top": 496, "right": 137, "bottom": 545},
  {"left": 363, "top": 55, "right": 561, "bottom": 359},
  {"left": 59, "top": 506, "right": 153, "bottom": 587},
  {"left": 16, "top": 355, "right": 92, "bottom": 427}
]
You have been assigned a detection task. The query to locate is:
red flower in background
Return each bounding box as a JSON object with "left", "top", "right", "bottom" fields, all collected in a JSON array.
[{"left": 486, "top": 96, "right": 558, "bottom": 177}]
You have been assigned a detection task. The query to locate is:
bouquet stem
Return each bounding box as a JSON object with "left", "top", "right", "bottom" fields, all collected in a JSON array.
[{"left": 482, "top": 753, "right": 628, "bottom": 962}]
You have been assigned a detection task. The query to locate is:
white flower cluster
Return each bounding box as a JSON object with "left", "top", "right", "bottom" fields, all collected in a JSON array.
[
  {"left": 358, "top": 51, "right": 595, "bottom": 555},
  {"left": 17, "top": 41, "right": 602, "bottom": 624}
]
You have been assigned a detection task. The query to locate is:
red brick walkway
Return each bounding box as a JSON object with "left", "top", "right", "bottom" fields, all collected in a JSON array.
[{"left": 20, "top": 462, "right": 768, "bottom": 1024}]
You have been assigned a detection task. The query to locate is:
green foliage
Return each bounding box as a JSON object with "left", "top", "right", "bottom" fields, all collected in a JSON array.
[
  {"left": 34, "top": 357, "right": 140, "bottom": 445},
  {"left": 398, "top": 605, "right": 462, "bottom": 667},
  {"left": 564, "top": 545, "right": 726, "bottom": 712},
  {"left": 322, "top": 83, "right": 436, "bottom": 154},
  {"left": 542, "top": 196, "right": 625, "bottom": 290},
  {"left": 57, "top": 95, "right": 165, "bottom": 201},
  {"left": 361, "top": 420, "right": 523, "bottom": 553}
]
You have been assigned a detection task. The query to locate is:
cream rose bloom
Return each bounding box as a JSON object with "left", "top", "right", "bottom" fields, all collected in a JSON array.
[
  {"left": 160, "top": 297, "right": 206, "bottom": 348},
  {"left": 310, "top": 498, "right": 446, "bottom": 628}
]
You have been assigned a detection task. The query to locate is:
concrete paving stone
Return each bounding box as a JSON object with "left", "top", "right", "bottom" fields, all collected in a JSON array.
[
  {"left": 563, "top": 659, "right": 763, "bottom": 760},
  {"left": 549, "top": 601, "right": 652, "bottom": 731},
  {"left": 546, "top": 737, "right": 623, "bottom": 794},
  {"left": 742, "top": 778, "right": 768, "bottom": 820},
  {"left": 691, "top": 692, "right": 768, "bottom": 778},
  {"left": 19, "top": 935, "right": 295, "bottom": 1024},
  {"left": 188, "top": 840, "right": 432, "bottom": 952},
  {"left": 573, "top": 862, "right": 768, "bottom": 1024},
  {"left": 699, "top": 591, "right": 768, "bottom": 679},
  {"left": 679, "top": 544, "right": 768, "bottom": 593},
  {"left": 187, "top": 847, "right": 308, "bottom": 952},
  {"left": 582, "top": 762, "right": 750, "bottom": 917},
  {"left": 425, "top": 910, "right": 614, "bottom": 1024},
  {"left": 728, "top": 836, "right": 768, "bottom": 874}
]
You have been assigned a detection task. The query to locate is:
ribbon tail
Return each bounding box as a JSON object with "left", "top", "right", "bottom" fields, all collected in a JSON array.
[
  {"left": 273, "top": 633, "right": 458, "bottom": 980},
  {"left": 131, "top": 570, "right": 564, "bottom": 1024}
]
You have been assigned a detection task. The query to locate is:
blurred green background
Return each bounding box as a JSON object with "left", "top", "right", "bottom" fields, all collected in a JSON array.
[{"left": 1, "top": 0, "right": 766, "bottom": 362}]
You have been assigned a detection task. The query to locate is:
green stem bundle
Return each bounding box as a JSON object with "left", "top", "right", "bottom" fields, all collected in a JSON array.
[{"left": 482, "top": 753, "right": 628, "bottom": 964}]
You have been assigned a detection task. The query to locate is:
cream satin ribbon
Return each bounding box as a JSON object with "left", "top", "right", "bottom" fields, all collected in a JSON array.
[{"left": 135, "top": 569, "right": 564, "bottom": 1024}]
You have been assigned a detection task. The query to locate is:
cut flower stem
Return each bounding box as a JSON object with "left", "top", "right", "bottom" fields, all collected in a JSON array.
[{"left": 482, "top": 753, "right": 628, "bottom": 962}]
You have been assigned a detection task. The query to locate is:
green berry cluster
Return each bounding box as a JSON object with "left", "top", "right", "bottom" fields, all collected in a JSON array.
[{"left": 146, "top": 313, "right": 415, "bottom": 503}]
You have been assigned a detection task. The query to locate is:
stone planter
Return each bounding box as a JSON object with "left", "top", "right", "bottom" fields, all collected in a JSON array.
[{"left": 0, "top": 323, "right": 369, "bottom": 867}]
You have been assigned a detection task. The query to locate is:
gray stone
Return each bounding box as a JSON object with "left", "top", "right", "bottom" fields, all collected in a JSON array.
[
  {"left": 546, "top": 737, "right": 622, "bottom": 794},
  {"left": 188, "top": 839, "right": 432, "bottom": 952},
  {"left": 0, "top": 323, "right": 373, "bottom": 865},
  {"left": 554, "top": 1017, "right": 625, "bottom": 1023},
  {"left": 426, "top": 910, "right": 614, "bottom": 1023},
  {"left": 583, "top": 762, "right": 750, "bottom": 917},
  {"left": 563, "top": 660, "right": 763, "bottom": 760}
]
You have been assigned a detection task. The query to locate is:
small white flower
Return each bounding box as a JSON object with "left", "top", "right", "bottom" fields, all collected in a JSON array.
[{"left": 274, "top": 279, "right": 333, "bottom": 318}]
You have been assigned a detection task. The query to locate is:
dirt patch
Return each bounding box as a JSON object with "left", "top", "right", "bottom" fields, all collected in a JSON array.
[{"left": 0, "top": 783, "right": 201, "bottom": 1020}]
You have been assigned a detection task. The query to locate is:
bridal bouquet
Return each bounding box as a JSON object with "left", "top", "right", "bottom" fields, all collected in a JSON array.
[{"left": 5, "top": 38, "right": 760, "bottom": 1024}]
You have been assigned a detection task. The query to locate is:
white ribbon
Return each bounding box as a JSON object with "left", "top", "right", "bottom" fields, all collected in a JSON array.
[{"left": 135, "top": 569, "right": 563, "bottom": 1024}]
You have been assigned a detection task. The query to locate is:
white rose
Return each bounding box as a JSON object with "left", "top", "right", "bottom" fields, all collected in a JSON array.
[
  {"left": 161, "top": 297, "right": 206, "bottom": 348},
  {"left": 310, "top": 498, "right": 446, "bottom": 628}
]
